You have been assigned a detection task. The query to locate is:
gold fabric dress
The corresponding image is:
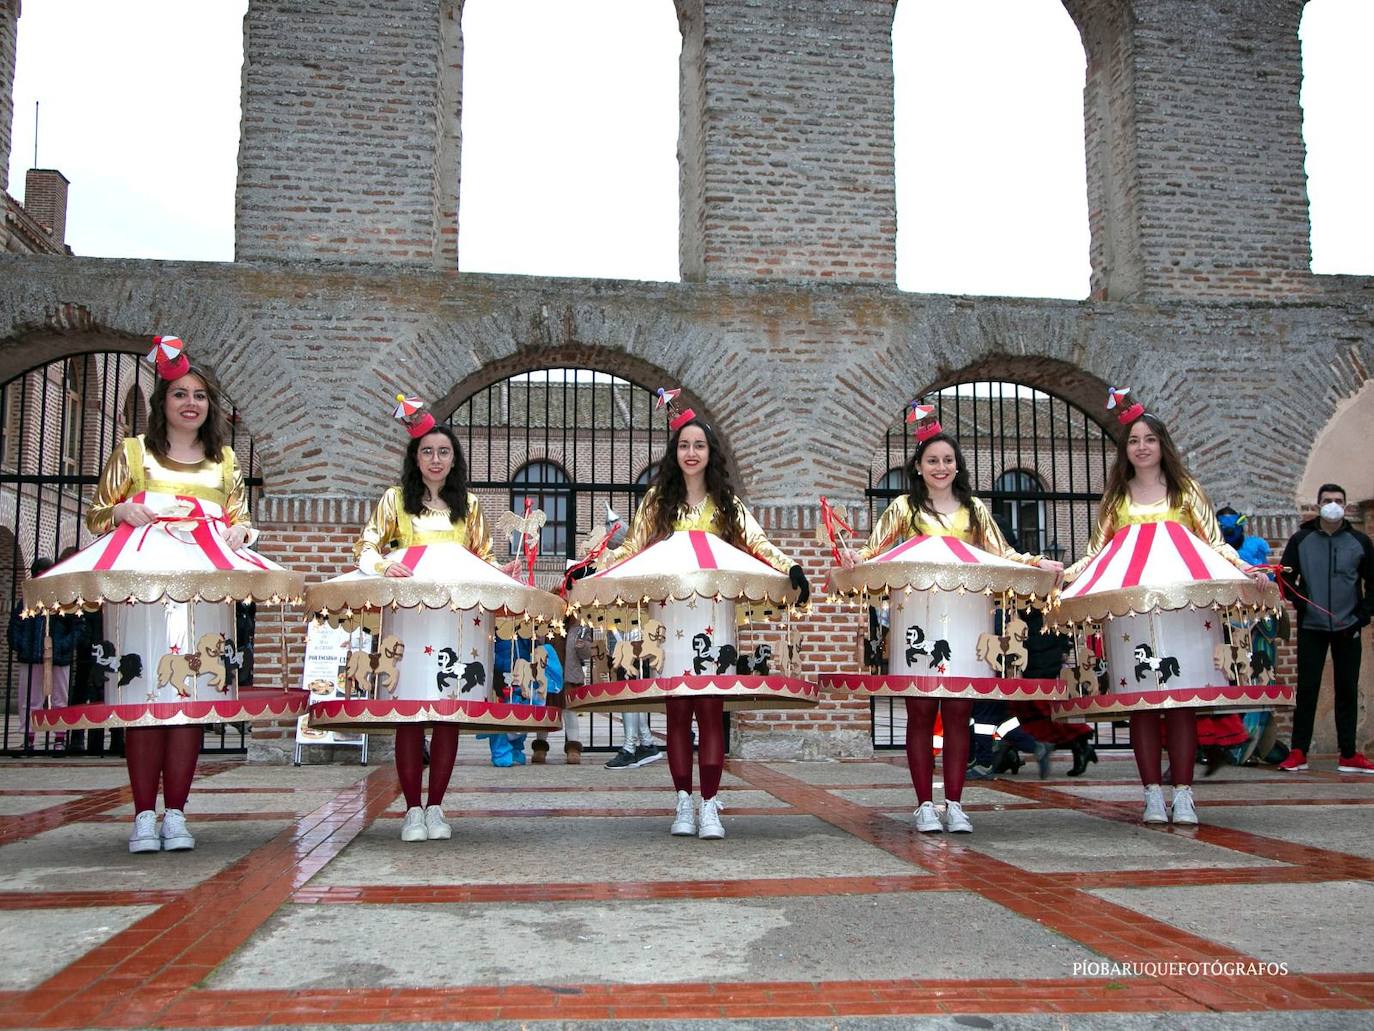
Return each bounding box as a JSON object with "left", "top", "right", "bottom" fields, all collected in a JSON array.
[
  {"left": 87, "top": 435, "right": 253, "bottom": 539},
  {"left": 355, "top": 487, "right": 494, "bottom": 574},
  {"left": 601, "top": 488, "right": 795, "bottom": 572},
  {"left": 859, "top": 495, "right": 1044, "bottom": 565}
]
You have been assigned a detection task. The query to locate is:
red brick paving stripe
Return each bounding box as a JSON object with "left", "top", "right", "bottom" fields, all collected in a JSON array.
[
  {"left": 292, "top": 874, "right": 944, "bottom": 906},
  {"left": 0, "top": 762, "right": 238, "bottom": 846},
  {"left": 4, "top": 766, "right": 401, "bottom": 1029},
  {"left": 0, "top": 889, "right": 184, "bottom": 910}
]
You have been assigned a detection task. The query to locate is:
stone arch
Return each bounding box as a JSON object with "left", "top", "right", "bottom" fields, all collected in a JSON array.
[{"left": 1299, "top": 378, "right": 1374, "bottom": 506}]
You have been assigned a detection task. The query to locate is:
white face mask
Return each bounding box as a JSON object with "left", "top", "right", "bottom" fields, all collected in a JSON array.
[{"left": 1320, "top": 501, "right": 1345, "bottom": 522}]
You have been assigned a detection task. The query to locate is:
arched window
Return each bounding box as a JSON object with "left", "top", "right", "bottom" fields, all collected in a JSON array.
[
  {"left": 991, "top": 469, "right": 1049, "bottom": 557},
  {"left": 60, "top": 361, "right": 84, "bottom": 479},
  {"left": 892, "top": 1, "right": 1088, "bottom": 297},
  {"left": 510, "top": 461, "right": 572, "bottom": 559}
]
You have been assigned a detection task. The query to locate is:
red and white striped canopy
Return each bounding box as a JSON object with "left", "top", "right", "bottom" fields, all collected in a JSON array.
[
  {"left": 569, "top": 530, "right": 794, "bottom": 609},
  {"left": 1056, "top": 521, "right": 1276, "bottom": 622},
  {"left": 830, "top": 534, "right": 1056, "bottom": 598},
  {"left": 23, "top": 491, "right": 301, "bottom": 611}
]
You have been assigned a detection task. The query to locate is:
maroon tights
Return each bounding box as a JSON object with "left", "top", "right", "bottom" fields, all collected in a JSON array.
[
  {"left": 395, "top": 724, "right": 459, "bottom": 809},
  {"left": 1130, "top": 710, "right": 1196, "bottom": 787},
  {"left": 905, "top": 698, "right": 972, "bottom": 805},
  {"left": 665, "top": 697, "right": 724, "bottom": 800},
  {"left": 125, "top": 725, "right": 202, "bottom": 813}
]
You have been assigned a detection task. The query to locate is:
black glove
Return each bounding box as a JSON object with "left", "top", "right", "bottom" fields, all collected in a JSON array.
[{"left": 788, "top": 564, "right": 810, "bottom": 606}]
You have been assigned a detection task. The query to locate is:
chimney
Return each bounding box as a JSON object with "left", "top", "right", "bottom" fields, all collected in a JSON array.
[{"left": 24, "top": 168, "right": 69, "bottom": 245}]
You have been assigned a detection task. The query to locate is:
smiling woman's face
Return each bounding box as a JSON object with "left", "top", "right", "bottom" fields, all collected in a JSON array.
[
  {"left": 164, "top": 374, "right": 209, "bottom": 434},
  {"left": 676, "top": 425, "right": 709, "bottom": 478}
]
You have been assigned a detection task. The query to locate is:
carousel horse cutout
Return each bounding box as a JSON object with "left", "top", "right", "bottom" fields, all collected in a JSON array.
[
  {"left": 346, "top": 635, "right": 405, "bottom": 697},
  {"left": 1060, "top": 643, "right": 1105, "bottom": 696},
  {"left": 904, "top": 623, "right": 952, "bottom": 670},
  {"left": 156, "top": 633, "right": 229, "bottom": 698},
  {"left": 509, "top": 645, "right": 550, "bottom": 704},
  {"left": 611, "top": 619, "right": 666, "bottom": 679},
  {"left": 1132, "top": 643, "right": 1182, "bottom": 684},
  {"left": 1213, "top": 625, "right": 1253, "bottom": 686},
  {"left": 436, "top": 647, "right": 486, "bottom": 698},
  {"left": 92, "top": 641, "right": 143, "bottom": 690},
  {"left": 975, "top": 616, "right": 1030, "bottom": 677}
]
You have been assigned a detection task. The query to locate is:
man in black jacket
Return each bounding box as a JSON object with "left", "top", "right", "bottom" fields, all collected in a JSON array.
[{"left": 1277, "top": 484, "right": 1374, "bottom": 773}]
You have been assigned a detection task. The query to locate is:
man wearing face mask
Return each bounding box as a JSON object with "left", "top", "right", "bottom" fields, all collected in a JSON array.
[{"left": 1277, "top": 484, "right": 1374, "bottom": 773}]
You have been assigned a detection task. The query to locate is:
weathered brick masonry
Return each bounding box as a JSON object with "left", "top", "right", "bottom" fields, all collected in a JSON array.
[{"left": 1, "top": 0, "right": 1371, "bottom": 757}]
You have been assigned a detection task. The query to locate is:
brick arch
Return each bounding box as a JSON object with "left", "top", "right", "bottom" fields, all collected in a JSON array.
[
  {"left": 921, "top": 353, "right": 1115, "bottom": 433},
  {"left": 1299, "top": 377, "right": 1374, "bottom": 506}
]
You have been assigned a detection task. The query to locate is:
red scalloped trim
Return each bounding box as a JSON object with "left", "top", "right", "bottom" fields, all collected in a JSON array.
[
  {"left": 1051, "top": 683, "right": 1294, "bottom": 717},
  {"left": 308, "top": 697, "right": 563, "bottom": 728},
  {"left": 819, "top": 673, "right": 1068, "bottom": 701},
  {"left": 32, "top": 690, "right": 310, "bottom": 731},
  {"left": 568, "top": 675, "right": 817, "bottom": 703}
]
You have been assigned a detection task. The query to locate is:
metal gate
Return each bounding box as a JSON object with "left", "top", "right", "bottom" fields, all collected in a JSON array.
[
  {"left": 446, "top": 368, "right": 670, "bottom": 752},
  {"left": 865, "top": 381, "right": 1117, "bottom": 750},
  {"left": 0, "top": 351, "right": 261, "bottom": 756}
]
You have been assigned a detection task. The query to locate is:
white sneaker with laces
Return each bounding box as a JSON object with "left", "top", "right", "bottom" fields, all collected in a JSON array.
[
  {"left": 670, "top": 790, "right": 697, "bottom": 836},
  {"left": 914, "top": 801, "right": 943, "bottom": 833},
  {"left": 424, "top": 804, "right": 452, "bottom": 840},
  {"left": 159, "top": 809, "right": 195, "bottom": 851},
  {"left": 1170, "top": 786, "right": 1198, "bottom": 825},
  {"left": 944, "top": 799, "right": 973, "bottom": 834},
  {"left": 1142, "top": 785, "right": 1168, "bottom": 824},
  {"left": 129, "top": 810, "right": 160, "bottom": 854},
  {"left": 698, "top": 796, "right": 725, "bottom": 839},
  {"left": 400, "top": 806, "right": 428, "bottom": 842}
]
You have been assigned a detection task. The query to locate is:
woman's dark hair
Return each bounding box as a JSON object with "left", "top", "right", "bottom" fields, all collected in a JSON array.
[
  {"left": 1102, "top": 413, "right": 1189, "bottom": 513},
  {"left": 904, "top": 431, "right": 975, "bottom": 525},
  {"left": 145, "top": 364, "right": 229, "bottom": 462},
  {"left": 401, "top": 425, "right": 469, "bottom": 521},
  {"left": 644, "top": 417, "right": 744, "bottom": 549}
]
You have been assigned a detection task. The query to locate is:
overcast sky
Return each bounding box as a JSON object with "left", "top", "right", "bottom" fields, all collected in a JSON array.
[{"left": 7, "top": 0, "right": 1371, "bottom": 295}]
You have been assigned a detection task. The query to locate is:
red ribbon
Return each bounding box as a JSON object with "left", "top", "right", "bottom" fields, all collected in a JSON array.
[
  {"left": 521, "top": 498, "right": 538, "bottom": 586},
  {"left": 1254, "top": 562, "right": 1339, "bottom": 620},
  {"left": 818, "top": 496, "right": 854, "bottom": 565}
]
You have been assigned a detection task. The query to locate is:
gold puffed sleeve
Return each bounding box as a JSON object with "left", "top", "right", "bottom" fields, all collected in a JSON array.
[
  {"left": 597, "top": 488, "right": 658, "bottom": 568},
  {"left": 86, "top": 440, "right": 135, "bottom": 536},
  {"left": 858, "top": 497, "right": 913, "bottom": 561},
  {"left": 355, "top": 487, "right": 404, "bottom": 575},
  {"left": 464, "top": 493, "right": 494, "bottom": 564},
  {"left": 219, "top": 448, "right": 257, "bottom": 543},
  {"left": 1062, "top": 499, "right": 1120, "bottom": 583},
  {"left": 969, "top": 498, "right": 1044, "bottom": 567},
  {"left": 1181, "top": 478, "right": 1246, "bottom": 569},
  {"left": 737, "top": 500, "right": 795, "bottom": 574}
]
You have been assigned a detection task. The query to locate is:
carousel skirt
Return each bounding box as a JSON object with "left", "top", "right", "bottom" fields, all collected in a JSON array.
[
  {"left": 306, "top": 697, "right": 563, "bottom": 735},
  {"left": 1051, "top": 682, "right": 1293, "bottom": 720},
  {"left": 32, "top": 690, "right": 310, "bottom": 731},
  {"left": 819, "top": 673, "right": 1067, "bottom": 703},
  {"left": 565, "top": 675, "right": 819, "bottom": 713}
]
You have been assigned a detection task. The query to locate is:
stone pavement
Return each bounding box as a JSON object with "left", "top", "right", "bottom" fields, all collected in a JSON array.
[{"left": 0, "top": 740, "right": 1372, "bottom": 1028}]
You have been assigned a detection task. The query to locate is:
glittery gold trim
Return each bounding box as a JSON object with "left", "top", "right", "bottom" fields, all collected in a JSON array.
[
  {"left": 24, "top": 569, "right": 305, "bottom": 613},
  {"left": 830, "top": 559, "right": 1056, "bottom": 599},
  {"left": 305, "top": 578, "right": 565, "bottom": 621},
  {"left": 567, "top": 568, "right": 796, "bottom": 610},
  {"left": 1052, "top": 579, "right": 1280, "bottom": 625}
]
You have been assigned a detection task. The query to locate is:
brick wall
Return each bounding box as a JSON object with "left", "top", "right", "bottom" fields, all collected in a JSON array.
[
  {"left": 236, "top": 0, "right": 463, "bottom": 265},
  {"left": 1067, "top": 0, "right": 1314, "bottom": 301},
  {"left": 676, "top": 0, "right": 897, "bottom": 283}
]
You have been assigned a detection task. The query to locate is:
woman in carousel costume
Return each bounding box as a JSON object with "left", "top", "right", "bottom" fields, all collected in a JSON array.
[
  {"left": 28, "top": 337, "right": 304, "bottom": 853},
  {"left": 308, "top": 395, "right": 560, "bottom": 842},
  {"left": 1059, "top": 390, "right": 1272, "bottom": 826},
  {"left": 586, "top": 391, "right": 811, "bottom": 840},
  {"left": 839, "top": 406, "right": 1062, "bottom": 833}
]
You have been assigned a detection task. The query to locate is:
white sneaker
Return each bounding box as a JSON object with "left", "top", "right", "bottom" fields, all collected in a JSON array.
[
  {"left": 914, "top": 801, "right": 943, "bottom": 833},
  {"left": 944, "top": 799, "right": 973, "bottom": 834},
  {"left": 400, "top": 806, "right": 428, "bottom": 842},
  {"left": 698, "top": 796, "right": 725, "bottom": 840},
  {"left": 424, "top": 804, "right": 452, "bottom": 840},
  {"left": 159, "top": 809, "right": 195, "bottom": 851},
  {"left": 1170, "top": 786, "right": 1198, "bottom": 826},
  {"left": 128, "top": 810, "right": 160, "bottom": 854},
  {"left": 1142, "top": 785, "right": 1168, "bottom": 824},
  {"left": 670, "top": 790, "right": 697, "bottom": 836}
]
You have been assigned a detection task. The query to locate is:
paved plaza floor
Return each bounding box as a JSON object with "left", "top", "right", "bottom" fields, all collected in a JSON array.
[{"left": 0, "top": 739, "right": 1372, "bottom": 1028}]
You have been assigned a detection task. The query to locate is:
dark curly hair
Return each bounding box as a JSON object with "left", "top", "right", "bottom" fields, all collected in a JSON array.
[
  {"left": 644, "top": 417, "right": 744, "bottom": 549},
  {"left": 400, "top": 425, "right": 470, "bottom": 521},
  {"left": 904, "top": 430, "right": 975, "bottom": 526},
  {"left": 145, "top": 364, "right": 229, "bottom": 462}
]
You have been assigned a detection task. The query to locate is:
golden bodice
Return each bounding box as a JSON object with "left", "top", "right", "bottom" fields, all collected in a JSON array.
[
  {"left": 354, "top": 487, "right": 494, "bottom": 574},
  {"left": 599, "top": 488, "right": 794, "bottom": 573},
  {"left": 858, "top": 494, "right": 1041, "bottom": 566},
  {"left": 86, "top": 435, "right": 251, "bottom": 536}
]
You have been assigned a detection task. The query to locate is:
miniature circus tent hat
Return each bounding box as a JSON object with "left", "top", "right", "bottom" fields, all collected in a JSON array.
[
  {"left": 906, "top": 401, "right": 943, "bottom": 443},
  {"left": 655, "top": 387, "right": 697, "bottom": 432},
  {"left": 393, "top": 392, "right": 436, "bottom": 438},
  {"left": 568, "top": 530, "right": 794, "bottom": 613},
  {"left": 830, "top": 532, "right": 1056, "bottom": 600},
  {"left": 147, "top": 335, "right": 190, "bottom": 381},
  {"left": 1055, "top": 521, "right": 1278, "bottom": 623},
  {"left": 1106, "top": 386, "right": 1145, "bottom": 425}
]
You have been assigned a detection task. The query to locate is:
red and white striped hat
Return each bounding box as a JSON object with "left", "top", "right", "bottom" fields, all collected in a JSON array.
[
  {"left": 393, "top": 393, "right": 436, "bottom": 439},
  {"left": 147, "top": 336, "right": 190, "bottom": 381}
]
